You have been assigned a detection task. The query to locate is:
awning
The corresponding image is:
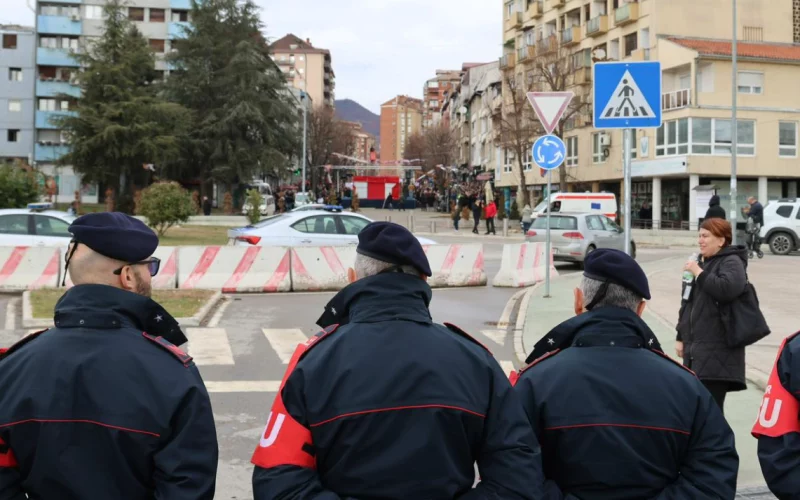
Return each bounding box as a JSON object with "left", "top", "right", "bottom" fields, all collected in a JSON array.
[{"left": 476, "top": 172, "right": 492, "bottom": 181}]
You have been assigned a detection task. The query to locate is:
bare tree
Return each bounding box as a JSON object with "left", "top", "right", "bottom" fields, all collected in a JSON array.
[
  {"left": 404, "top": 124, "right": 457, "bottom": 190},
  {"left": 307, "top": 107, "right": 355, "bottom": 190}
]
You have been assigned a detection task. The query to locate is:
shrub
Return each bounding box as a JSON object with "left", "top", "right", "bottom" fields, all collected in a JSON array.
[
  {"left": 245, "top": 188, "right": 263, "bottom": 225},
  {"left": 0, "top": 165, "right": 41, "bottom": 209},
  {"left": 138, "top": 181, "right": 195, "bottom": 236},
  {"left": 223, "top": 192, "right": 233, "bottom": 215},
  {"left": 509, "top": 200, "right": 520, "bottom": 220},
  {"left": 104, "top": 187, "right": 115, "bottom": 212}
]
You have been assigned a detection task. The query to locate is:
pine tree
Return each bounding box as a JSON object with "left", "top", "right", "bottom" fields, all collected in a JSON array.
[{"left": 55, "top": 0, "right": 190, "bottom": 213}]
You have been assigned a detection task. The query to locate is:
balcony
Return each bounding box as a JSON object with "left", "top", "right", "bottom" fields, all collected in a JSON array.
[
  {"left": 517, "top": 46, "right": 530, "bottom": 63},
  {"left": 536, "top": 35, "right": 558, "bottom": 56},
  {"left": 36, "top": 79, "right": 80, "bottom": 98},
  {"left": 631, "top": 48, "right": 651, "bottom": 61},
  {"left": 614, "top": 2, "right": 640, "bottom": 26},
  {"left": 586, "top": 15, "right": 609, "bottom": 37},
  {"left": 36, "top": 47, "right": 79, "bottom": 67},
  {"left": 549, "top": 0, "right": 565, "bottom": 7},
  {"left": 504, "top": 12, "right": 523, "bottom": 32},
  {"left": 35, "top": 143, "right": 70, "bottom": 162},
  {"left": 491, "top": 95, "right": 503, "bottom": 115},
  {"left": 37, "top": 15, "right": 82, "bottom": 36},
  {"left": 168, "top": 21, "right": 190, "bottom": 39},
  {"left": 499, "top": 53, "right": 516, "bottom": 70},
  {"left": 662, "top": 89, "right": 691, "bottom": 111},
  {"left": 35, "top": 110, "right": 75, "bottom": 129},
  {"left": 573, "top": 66, "right": 592, "bottom": 85},
  {"left": 527, "top": 0, "right": 544, "bottom": 19},
  {"left": 561, "top": 26, "right": 582, "bottom": 47}
]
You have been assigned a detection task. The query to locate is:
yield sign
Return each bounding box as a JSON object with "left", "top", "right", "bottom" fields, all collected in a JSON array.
[{"left": 526, "top": 91, "right": 574, "bottom": 135}]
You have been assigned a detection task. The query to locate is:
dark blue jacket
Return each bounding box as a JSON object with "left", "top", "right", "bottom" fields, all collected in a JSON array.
[
  {"left": 252, "top": 272, "right": 546, "bottom": 499},
  {"left": 0, "top": 285, "right": 218, "bottom": 500},
  {"left": 513, "top": 307, "right": 739, "bottom": 500}
]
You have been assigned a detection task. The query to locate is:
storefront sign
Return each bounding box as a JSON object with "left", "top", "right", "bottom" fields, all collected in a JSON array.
[{"left": 631, "top": 156, "right": 687, "bottom": 178}]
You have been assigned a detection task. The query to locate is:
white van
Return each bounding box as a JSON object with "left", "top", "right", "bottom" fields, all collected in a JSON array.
[{"left": 533, "top": 192, "right": 618, "bottom": 219}]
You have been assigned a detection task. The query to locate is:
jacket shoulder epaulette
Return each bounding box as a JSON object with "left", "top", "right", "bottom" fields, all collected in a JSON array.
[
  {"left": 0, "top": 329, "right": 48, "bottom": 362},
  {"left": 516, "top": 348, "right": 562, "bottom": 379},
  {"left": 649, "top": 348, "right": 697, "bottom": 377},
  {"left": 444, "top": 322, "right": 491, "bottom": 354},
  {"left": 142, "top": 332, "right": 193, "bottom": 367},
  {"left": 298, "top": 324, "right": 340, "bottom": 362}
]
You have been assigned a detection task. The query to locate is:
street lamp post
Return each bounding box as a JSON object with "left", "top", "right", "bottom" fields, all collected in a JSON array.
[{"left": 302, "top": 91, "right": 307, "bottom": 195}]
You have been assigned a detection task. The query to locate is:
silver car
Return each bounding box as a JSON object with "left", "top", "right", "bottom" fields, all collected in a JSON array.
[{"left": 525, "top": 212, "right": 636, "bottom": 268}]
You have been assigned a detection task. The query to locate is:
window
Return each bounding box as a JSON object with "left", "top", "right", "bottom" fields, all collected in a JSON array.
[
  {"left": 506, "top": 1, "right": 513, "bottom": 18},
  {"left": 776, "top": 205, "right": 793, "bottom": 218},
  {"left": 586, "top": 215, "right": 604, "bottom": 231},
  {"left": 656, "top": 118, "right": 689, "bottom": 156},
  {"left": 149, "top": 39, "right": 165, "bottom": 53},
  {"left": 128, "top": 7, "right": 144, "bottom": 21},
  {"left": 0, "top": 215, "right": 29, "bottom": 235},
  {"left": 531, "top": 216, "right": 577, "bottom": 230},
  {"left": 33, "top": 216, "right": 71, "bottom": 237},
  {"left": 149, "top": 8, "right": 165, "bottom": 22},
  {"left": 340, "top": 216, "right": 369, "bottom": 235},
  {"left": 428, "top": 81, "right": 439, "bottom": 88},
  {"left": 503, "top": 149, "right": 513, "bottom": 172},
  {"left": 2, "top": 34, "right": 17, "bottom": 49},
  {"left": 691, "top": 118, "right": 712, "bottom": 154},
  {"left": 566, "top": 136, "right": 578, "bottom": 166},
  {"left": 39, "top": 36, "right": 57, "bottom": 48},
  {"left": 630, "top": 129, "right": 638, "bottom": 159},
  {"left": 738, "top": 71, "right": 763, "bottom": 94},
  {"left": 39, "top": 98, "right": 56, "bottom": 111},
  {"left": 624, "top": 32, "right": 638, "bottom": 57},
  {"left": 779, "top": 122, "right": 797, "bottom": 157},
  {"left": 291, "top": 216, "right": 338, "bottom": 234},
  {"left": 8, "top": 68, "right": 22, "bottom": 81},
  {"left": 714, "top": 119, "right": 755, "bottom": 155},
  {"left": 60, "top": 37, "right": 78, "bottom": 50},
  {"left": 592, "top": 133, "right": 605, "bottom": 163},
  {"left": 85, "top": 5, "right": 104, "bottom": 19},
  {"left": 7, "top": 130, "right": 19, "bottom": 142},
  {"left": 600, "top": 216, "right": 621, "bottom": 232},
  {"left": 171, "top": 10, "right": 189, "bottom": 22},
  {"left": 8, "top": 100, "right": 21, "bottom": 112}
]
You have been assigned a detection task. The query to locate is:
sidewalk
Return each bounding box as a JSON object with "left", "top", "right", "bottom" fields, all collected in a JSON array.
[{"left": 519, "top": 256, "right": 771, "bottom": 491}]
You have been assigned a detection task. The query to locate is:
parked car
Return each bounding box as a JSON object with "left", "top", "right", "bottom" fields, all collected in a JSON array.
[
  {"left": 228, "top": 206, "right": 437, "bottom": 247},
  {"left": 0, "top": 203, "right": 76, "bottom": 247},
  {"left": 241, "top": 181, "right": 276, "bottom": 216},
  {"left": 760, "top": 198, "right": 800, "bottom": 255},
  {"left": 525, "top": 212, "right": 636, "bottom": 268}
]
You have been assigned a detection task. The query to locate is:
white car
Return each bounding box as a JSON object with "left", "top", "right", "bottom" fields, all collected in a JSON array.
[
  {"left": 0, "top": 203, "right": 77, "bottom": 247},
  {"left": 228, "top": 207, "right": 436, "bottom": 247},
  {"left": 241, "top": 181, "right": 276, "bottom": 216}
]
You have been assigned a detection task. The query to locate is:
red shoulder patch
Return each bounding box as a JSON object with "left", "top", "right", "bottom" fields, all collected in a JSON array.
[
  {"left": 513, "top": 349, "right": 562, "bottom": 386},
  {"left": 142, "top": 332, "right": 193, "bottom": 367},
  {"left": 650, "top": 349, "right": 697, "bottom": 377},
  {"left": 297, "top": 324, "right": 340, "bottom": 362},
  {"left": 444, "top": 322, "right": 491, "bottom": 354},
  {"left": 0, "top": 329, "right": 48, "bottom": 362}
]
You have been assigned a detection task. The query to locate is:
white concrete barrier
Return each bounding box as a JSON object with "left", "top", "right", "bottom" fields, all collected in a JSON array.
[
  {"left": 178, "top": 246, "right": 291, "bottom": 293},
  {"left": 424, "top": 244, "right": 486, "bottom": 288},
  {"left": 492, "top": 243, "right": 558, "bottom": 288},
  {"left": 60, "top": 246, "right": 179, "bottom": 289},
  {"left": 0, "top": 247, "right": 61, "bottom": 290},
  {"left": 290, "top": 246, "right": 355, "bottom": 292}
]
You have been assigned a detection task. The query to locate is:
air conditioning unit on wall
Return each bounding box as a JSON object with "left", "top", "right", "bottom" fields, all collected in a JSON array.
[{"left": 599, "top": 133, "right": 611, "bottom": 147}]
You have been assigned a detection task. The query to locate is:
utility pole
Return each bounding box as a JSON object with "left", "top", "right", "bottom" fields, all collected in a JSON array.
[
  {"left": 730, "top": 0, "right": 739, "bottom": 243},
  {"left": 302, "top": 92, "right": 307, "bottom": 196}
]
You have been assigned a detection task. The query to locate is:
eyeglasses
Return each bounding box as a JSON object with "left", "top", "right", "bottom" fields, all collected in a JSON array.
[{"left": 113, "top": 257, "right": 161, "bottom": 277}]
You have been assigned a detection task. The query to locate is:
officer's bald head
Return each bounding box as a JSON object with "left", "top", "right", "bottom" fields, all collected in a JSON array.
[{"left": 68, "top": 243, "right": 152, "bottom": 297}]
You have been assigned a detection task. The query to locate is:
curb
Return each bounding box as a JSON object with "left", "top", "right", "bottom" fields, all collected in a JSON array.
[{"left": 21, "top": 290, "right": 223, "bottom": 329}]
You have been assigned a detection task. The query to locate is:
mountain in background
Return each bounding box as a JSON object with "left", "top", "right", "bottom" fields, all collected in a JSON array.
[{"left": 335, "top": 99, "right": 380, "bottom": 138}]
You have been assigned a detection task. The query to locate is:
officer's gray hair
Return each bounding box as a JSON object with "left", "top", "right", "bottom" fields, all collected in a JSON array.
[
  {"left": 580, "top": 276, "right": 643, "bottom": 312},
  {"left": 354, "top": 253, "right": 419, "bottom": 279}
]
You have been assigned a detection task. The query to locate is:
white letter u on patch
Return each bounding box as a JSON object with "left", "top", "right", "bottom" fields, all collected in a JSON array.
[
  {"left": 260, "top": 412, "right": 286, "bottom": 448},
  {"left": 759, "top": 398, "right": 783, "bottom": 428}
]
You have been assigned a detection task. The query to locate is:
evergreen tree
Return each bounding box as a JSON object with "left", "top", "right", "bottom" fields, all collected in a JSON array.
[
  {"left": 166, "top": 0, "right": 299, "bottom": 196},
  {"left": 55, "top": 0, "right": 190, "bottom": 213}
]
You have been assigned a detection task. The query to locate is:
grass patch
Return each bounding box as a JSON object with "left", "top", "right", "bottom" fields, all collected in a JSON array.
[
  {"left": 158, "top": 225, "right": 231, "bottom": 246},
  {"left": 29, "top": 289, "right": 216, "bottom": 319}
]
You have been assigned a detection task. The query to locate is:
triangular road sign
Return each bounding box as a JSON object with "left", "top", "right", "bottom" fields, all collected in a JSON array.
[
  {"left": 599, "top": 70, "right": 656, "bottom": 119},
  {"left": 526, "top": 91, "right": 574, "bottom": 134}
]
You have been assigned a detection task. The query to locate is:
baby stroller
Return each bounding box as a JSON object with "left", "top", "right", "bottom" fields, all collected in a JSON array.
[{"left": 745, "top": 217, "right": 764, "bottom": 259}]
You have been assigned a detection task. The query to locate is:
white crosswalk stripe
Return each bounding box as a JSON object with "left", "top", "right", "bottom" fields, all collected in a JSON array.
[
  {"left": 185, "top": 327, "right": 235, "bottom": 366},
  {"left": 261, "top": 328, "right": 308, "bottom": 364}
]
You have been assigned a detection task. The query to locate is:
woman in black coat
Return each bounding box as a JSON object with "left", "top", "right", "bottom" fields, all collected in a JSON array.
[{"left": 676, "top": 218, "right": 748, "bottom": 413}]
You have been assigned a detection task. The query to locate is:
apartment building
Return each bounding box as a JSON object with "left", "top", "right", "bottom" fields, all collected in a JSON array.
[
  {"left": 499, "top": 0, "right": 800, "bottom": 228},
  {"left": 422, "top": 69, "right": 462, "bottom": 129},
  {"left": 379, "top": 95, "right": 423, "bottom": 163},
  {"left": 0, "top": 25, "right": 35, "bottom": 164},
  {"left": 270, "top": 34, "right": 335, "bottom": 108}
]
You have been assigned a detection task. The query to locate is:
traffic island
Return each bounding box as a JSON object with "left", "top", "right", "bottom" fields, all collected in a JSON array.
[{"left": 22, "top": 289, "right": 222, "bottom": 329}]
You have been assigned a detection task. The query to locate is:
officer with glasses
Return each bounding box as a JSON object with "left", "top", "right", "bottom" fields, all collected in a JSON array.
[{"left": 0, "top": 212, "right": 218, "bottom": 500}]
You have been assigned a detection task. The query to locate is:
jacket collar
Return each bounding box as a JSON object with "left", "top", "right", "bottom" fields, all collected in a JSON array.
[
  {"left": 525, "top": 307, "right": 661, "bottom": 364},
  {"left": 317, "top": 272, "right": 433, "bottom": 328},
  {"left": 54, "top": 284, "right": 187, "bottom": 345}
]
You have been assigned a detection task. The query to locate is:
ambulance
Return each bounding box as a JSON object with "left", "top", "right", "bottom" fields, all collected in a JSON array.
[{"left": 532, "top": 192, "right": 618, "bottom": 220}]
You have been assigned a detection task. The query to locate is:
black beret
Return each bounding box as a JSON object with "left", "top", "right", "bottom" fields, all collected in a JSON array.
[
  {"left": 68, "top": 212, "right": 158, "bottom": 263},
  {"left": 356, "top": 222, "right": 432, "bottom": 277},
  {"left": 583, "top": 248, "right": 650, "bottom": 300}
]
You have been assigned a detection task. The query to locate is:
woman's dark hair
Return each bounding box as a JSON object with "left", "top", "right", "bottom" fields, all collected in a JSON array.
[{"left": 700, "top": 218, "right": 733, "bottom": 246}]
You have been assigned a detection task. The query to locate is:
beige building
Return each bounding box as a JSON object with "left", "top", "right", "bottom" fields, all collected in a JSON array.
[
  {"left": 270, "top": 34, "right": 335, "bottom": 108},
  {"left": 380, "top": 95, "right": 423, "bottom": 163},
  {"left": 498, "top": 0, "right": 800, "bottom": 228}
]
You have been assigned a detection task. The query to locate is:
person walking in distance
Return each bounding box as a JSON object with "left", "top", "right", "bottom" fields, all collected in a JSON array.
[
  {"left": 251, "top": 222, "right": 547, "bottom": 499},
  {"left": 472, "top": 198, "right": 483, "bottom": 234},
  {"left": 485, "top": 200, "right": 497, "bottom": 235},
  {"left": 0, "top": 213, "right": 218, "bottom": 499},
  {"left": 705, "top": 195, "right": 726, "bottom": 220}
]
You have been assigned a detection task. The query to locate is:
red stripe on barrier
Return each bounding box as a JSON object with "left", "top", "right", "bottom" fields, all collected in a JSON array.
[
  {"left": 153, "top": 250, "right": 177, "bottom": 287},
  {"left": 222, "top": 247, "right": 260, "bottom": 293},
  {"left": 532, "top": 244, "right": 542, "bottom": 284},
  {"left": 0, "top": 247, "right": 26, "bottom": 286},
  {"left": 515, "top": 244, "right": 527, "bottom": 287},
  {"left": 468, "top": 248, "right": 484, "bottom": 286},
  {"left": 30, "top": 250, "right": 59, "bottom": 289},
  {"left": 182, "top": 246, "right": 220, "bottom": 289},
  {"left": 320, "top": 247, "right": 345, "bottom": 275},
  {"left": 441, "top": 245, "right": 460, "bottom": 273},
  {"left": 264, "top": 251, "right": 291, "bottom": 292}
]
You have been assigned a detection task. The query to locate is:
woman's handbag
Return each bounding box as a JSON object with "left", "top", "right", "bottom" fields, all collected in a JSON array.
[{"left": 719, "top": 275, "right": 770, "bottom": 348}]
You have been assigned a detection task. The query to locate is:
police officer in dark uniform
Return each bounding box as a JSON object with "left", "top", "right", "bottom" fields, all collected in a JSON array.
[
  {"left": 251, "top": 222, "right": 546, "bottom": 499},
  {"left": 0, "top": 212, "right": 218, "bottom": 500},
  {"left": 512, "top": 248, "right": 739, "bottom": 500}
]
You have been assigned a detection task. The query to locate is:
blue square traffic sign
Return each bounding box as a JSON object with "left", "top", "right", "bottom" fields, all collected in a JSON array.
[{"left": 593, "top": 61, "right": 662, "bottom": 129}]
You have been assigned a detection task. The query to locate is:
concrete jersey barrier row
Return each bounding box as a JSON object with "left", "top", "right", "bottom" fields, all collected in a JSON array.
[{"left": 492, "top": 242, "right": 559, "bottom": 288}]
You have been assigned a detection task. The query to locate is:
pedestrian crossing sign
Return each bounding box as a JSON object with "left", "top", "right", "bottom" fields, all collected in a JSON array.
[{"left": 593, "top": 61, "right": 662, "bottom": 129}]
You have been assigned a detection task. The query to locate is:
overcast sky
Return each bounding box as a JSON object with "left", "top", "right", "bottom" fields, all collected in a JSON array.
[{"left": 3, "top": 0, "right": 501, "bottom": 114}]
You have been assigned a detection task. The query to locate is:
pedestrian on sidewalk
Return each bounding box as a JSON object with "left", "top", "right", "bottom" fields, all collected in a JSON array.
[
  {"left": 705, "top": 195, "right": 726, "bottom": 220},
  {"left": 485, "top": 200, "right": 497, "bottom": 235},
  {"left": 472, "top": 199, "right": 483, "bottom": 234},
  {"left": 511, "top": 248, "right": 738, "bottom": 500},
  {"left": 251, "top": 222, "right": 547, "bottom": 499},
  {"left": 521, "top": 204, "right": 533, "bottom": 234},
  {"left": 676, "top": 218, "right": 748, "bottom": 413},
  {"left": 0, "top": 213, "right": 218, "bottom": 500}
]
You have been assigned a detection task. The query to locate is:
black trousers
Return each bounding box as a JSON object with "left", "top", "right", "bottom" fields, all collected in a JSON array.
[{"left": 702, "top": 380, "right": 728, "bottom": 414}]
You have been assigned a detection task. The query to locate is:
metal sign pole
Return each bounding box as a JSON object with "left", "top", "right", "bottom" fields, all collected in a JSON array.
[
  {"left": 545, "top": 169, "right": 552, "bottom": 298},
  {"left": 623, "top": 128, "right": 632, "bottom": 255}
]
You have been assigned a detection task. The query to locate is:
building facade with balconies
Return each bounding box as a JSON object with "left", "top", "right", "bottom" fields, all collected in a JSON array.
[
  {"left": 499, "top": 0, "right": 800, "bottom": 229},
  {"left": 270, "top": 34, "right": 335, "bottom": 109},
  {"left": 380, "top": 95, "right": 423, "bottom": 164},
  {"left": 0, "top": 25, "right": 35, "bottom": 164},
  {"left": 422, "top": 69, "right": 463, "bottom": 130}
]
